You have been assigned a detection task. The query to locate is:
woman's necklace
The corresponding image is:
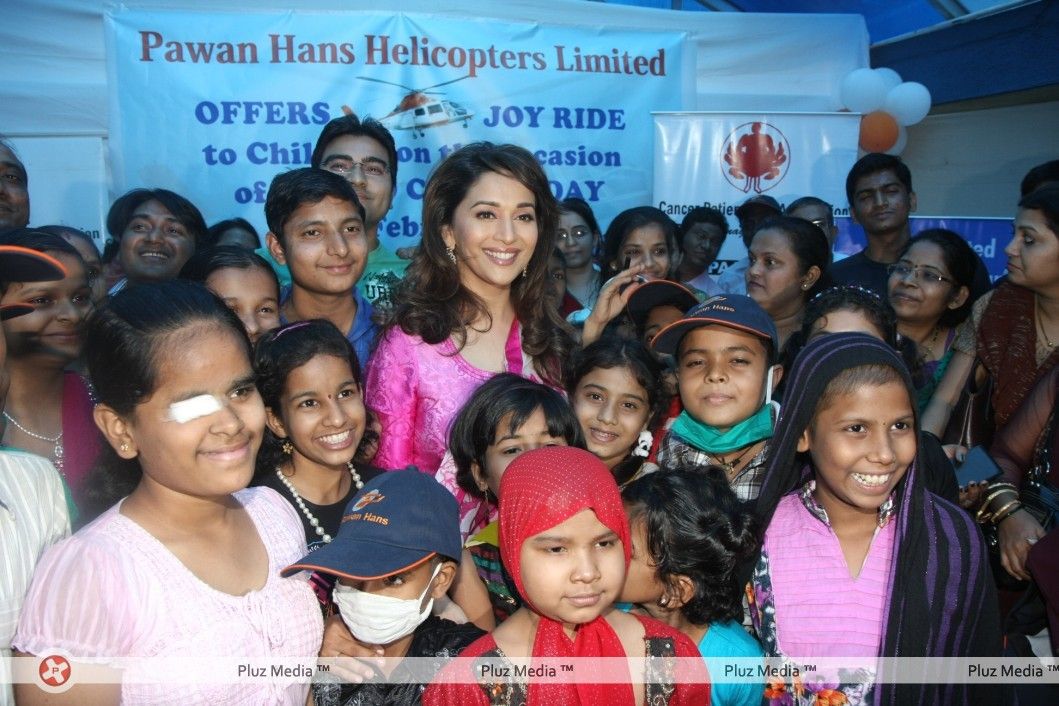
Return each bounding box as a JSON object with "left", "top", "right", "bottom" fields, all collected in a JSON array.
[
  {"left": 2, "top": 411, "right": 63, "bottom": 474},
  {"left": 275, "top": 462, "right": 364, "bottom": 543},
  {"left": 919, "top": 326, "right": 941, "bottom": 361},
  {"left": 707, "top": 442, "right": 758, "bottom": 478},
  {"left": 1037, "top": 300, "right": 1056, "bottom": 348}
]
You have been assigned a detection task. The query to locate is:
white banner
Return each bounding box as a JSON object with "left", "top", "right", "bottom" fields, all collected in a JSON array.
[{"left": 653, "top": 112, "right": 862, "bottom": 269}]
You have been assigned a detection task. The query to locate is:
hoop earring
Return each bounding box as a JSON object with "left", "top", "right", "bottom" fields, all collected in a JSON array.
[{"left": 446, "top": 246, "right": 457, "bottom": 264}]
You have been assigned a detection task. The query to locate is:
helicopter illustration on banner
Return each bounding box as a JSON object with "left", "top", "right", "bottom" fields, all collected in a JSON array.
[{"left": 357, "top": 76, "right": 474, "bottom": 137}]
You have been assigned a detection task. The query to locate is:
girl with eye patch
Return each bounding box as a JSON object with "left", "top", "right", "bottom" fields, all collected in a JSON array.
[{"left": 13, "top": 281, "right": 323, "bottom": 706}]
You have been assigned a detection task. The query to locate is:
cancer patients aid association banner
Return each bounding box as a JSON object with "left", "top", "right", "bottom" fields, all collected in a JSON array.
[
  {"left": 653, "top": 112, "right": 861, "bottom": 273},
  {"left": 105, "top": 9, "right": 687, "bottom": 307}
]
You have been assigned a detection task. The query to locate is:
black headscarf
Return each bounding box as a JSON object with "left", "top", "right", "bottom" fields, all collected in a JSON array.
[{"left": 754, "top": 333, "right": 1005, "bottom": 705}]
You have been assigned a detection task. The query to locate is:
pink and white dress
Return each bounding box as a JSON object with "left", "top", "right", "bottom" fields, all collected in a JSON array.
[{"left": 14, "top": 486, "right": 323, "bottom": 705}]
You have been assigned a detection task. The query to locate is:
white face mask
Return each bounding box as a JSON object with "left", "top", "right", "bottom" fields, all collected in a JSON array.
[{"left": 332, "top": 564, "right": 441, "bottom": 645}]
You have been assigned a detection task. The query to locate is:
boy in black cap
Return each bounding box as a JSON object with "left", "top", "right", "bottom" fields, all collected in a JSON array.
[
  {"left": 283, "top": 469, "right": 483, "bottom": 706},
  {"left": 651, "top": 294, "right": 783, "bottom": 501}
]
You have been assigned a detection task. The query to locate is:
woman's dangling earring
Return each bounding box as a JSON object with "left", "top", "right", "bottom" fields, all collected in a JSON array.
[
  {"left": 633, "top": 430, "right": 653, "bottom": 458},
  {"left": 446, "top": 246, "right": 457, "bottom": 264},
  {"left": 282, "top": 439, "right": 294, "bottom": 456},
  {"left": 522, "top": 267, "right": 527, "bottom": 279}
]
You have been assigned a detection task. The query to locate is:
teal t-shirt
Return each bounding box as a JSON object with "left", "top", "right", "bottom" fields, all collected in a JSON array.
[
  {"left": 255, "top": 244, "right": 408, "bottom": 311},
  {"left": 699, "top": 620, "right": 764, "bottom": 706}
]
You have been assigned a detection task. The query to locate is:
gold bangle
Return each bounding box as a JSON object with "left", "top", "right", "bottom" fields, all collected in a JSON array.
[
  {"left": 975, "top": 503, "right": 995, "bottom": 524},
  {"left": 995, "top": 502, "right": 1025, "bottom": 524},
  {"left": 991, "top": 500, "right": 1022, "bottom": 525},
  {"left": 983, "top": 488, "right": 1020, "bottom": 510}
]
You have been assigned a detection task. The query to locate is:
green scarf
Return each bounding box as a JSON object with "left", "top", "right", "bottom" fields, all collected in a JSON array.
[{"left": 670, "top": 403, "right": 774, "bottom": 455}]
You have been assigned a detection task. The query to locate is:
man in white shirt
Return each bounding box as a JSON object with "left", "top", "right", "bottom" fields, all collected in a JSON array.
[{"left": 0, "top": 242, "right": 71, "bottom": 704}]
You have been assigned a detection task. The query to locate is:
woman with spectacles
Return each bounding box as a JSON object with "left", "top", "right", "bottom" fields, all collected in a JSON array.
[
  {"left": 887, "top": 229, "right": 975, "bottom": 413},
  {"left": 555, "top": 197, "right": 603, "bottom": 314}
]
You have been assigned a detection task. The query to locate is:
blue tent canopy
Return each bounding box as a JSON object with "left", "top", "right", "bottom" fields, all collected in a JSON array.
[{"left": 595, "top": 0, "right": 1059, "bottom": 106}]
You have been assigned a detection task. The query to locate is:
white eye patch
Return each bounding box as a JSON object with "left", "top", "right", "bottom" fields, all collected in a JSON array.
[{"left": 167, "top": 394, "right": 224, "bottom": 424}]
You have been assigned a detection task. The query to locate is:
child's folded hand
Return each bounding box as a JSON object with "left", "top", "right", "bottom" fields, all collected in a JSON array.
[{"left": 319, "top": 613, "right": 384, "bottom": 683}]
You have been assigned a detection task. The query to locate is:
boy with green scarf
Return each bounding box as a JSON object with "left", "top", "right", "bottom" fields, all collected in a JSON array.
[{"left": 651, "top": 294, "right": 783, "bottom": 501}]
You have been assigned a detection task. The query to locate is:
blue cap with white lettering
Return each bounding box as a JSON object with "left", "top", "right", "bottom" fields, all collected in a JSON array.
[{"left": 281, "top": 468, "right": 462, "bottom": 580}]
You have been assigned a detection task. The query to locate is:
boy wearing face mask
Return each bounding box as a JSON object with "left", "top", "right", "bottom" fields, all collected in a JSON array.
[
  {"left": 283, "top": 469, "right": 483, "bottom": 706},
  {"left": 651, "top": 294, "right": 783, "bottom": 502}
]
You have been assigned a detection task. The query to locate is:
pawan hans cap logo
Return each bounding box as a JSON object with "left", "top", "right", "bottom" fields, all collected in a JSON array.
[
  {"left": 721, "top": 121, "right": 790, "bottom": 195},
  {"left": 348, "top": 490, "right": 385, "bottom": 514}
]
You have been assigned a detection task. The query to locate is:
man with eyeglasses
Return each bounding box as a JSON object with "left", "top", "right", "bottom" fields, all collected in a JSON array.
[
  {"left": 785, "top": 196, "right": 847, "bottom": 263},
  {"left": 312, "top": 113, "right": 402, "bottom": 317}
]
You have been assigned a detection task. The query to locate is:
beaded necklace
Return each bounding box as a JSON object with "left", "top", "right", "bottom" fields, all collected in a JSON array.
[{"left": 274, "top": 463, "right": 363, "bottom": 543}]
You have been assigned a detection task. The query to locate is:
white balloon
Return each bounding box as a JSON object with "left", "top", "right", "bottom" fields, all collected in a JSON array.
[
  {"left": 840, "top": 68, "right": 889, "bottom": 113},
  {"left": 885, "top": 125, "right": 908, "bottom": 155},
  {"left": 885, "top": 82, "right": 932, "bottom": 126},
  {"left": 874, "top": 67, "right": 903, "bottom": 91}
]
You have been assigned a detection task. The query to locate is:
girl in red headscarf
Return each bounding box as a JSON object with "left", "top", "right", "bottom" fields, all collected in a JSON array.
[{"left": 424, "top": 446, "right": 710, "bottom": 705}]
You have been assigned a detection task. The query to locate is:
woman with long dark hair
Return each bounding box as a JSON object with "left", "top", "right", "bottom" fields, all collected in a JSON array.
[{"left": 366, "top": 142, "right": 574, "bottom": 475}]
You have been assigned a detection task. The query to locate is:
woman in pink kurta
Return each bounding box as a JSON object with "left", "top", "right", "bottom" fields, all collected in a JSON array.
[
  {"left": 366, "top": 143, "right": 573, "bottom": 475},
  {"left": 368, "top": 319, "right": 541, "bottom": 474}
]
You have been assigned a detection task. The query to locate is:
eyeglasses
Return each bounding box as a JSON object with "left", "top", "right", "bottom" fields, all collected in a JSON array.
[
  {"left": 324, "top": 158, "right": 390, "bottom": 178},
  {"left": 557, "top": 227, "right": 592, "bottom": 242},
  {"left": 887, "top": 263, "right": 954, "bottom": 285}
]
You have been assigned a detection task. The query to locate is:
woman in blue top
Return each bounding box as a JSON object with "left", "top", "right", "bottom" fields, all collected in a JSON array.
[{"left": 620, "top": 465, "right": 764, "bottom": 705}]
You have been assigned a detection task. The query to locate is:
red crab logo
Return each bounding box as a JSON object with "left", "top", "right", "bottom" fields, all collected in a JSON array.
[{"left": 722, "top": 122, "right": 790, "bottom": 194}]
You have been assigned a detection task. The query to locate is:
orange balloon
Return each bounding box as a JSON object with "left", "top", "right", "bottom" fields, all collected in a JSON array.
[{"left": 859, "top": 111, "right": 899, "bottom": 152}]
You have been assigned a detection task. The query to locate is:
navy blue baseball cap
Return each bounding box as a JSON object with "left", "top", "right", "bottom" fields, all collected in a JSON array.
[
  {"left": 626, "top": 279, "right": 699, "bottom": 334},
  {"left": 281, "top": 469, "right": 462, "bottom": 580},
  {"left": 651, "top": 293, "right": 778, "bottom": 357}
]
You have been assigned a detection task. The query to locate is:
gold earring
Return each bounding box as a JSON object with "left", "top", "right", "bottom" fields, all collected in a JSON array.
[
  {"left": 119, "top": 442, "right": 130, "bottom": 454},
  {"left": 282, "top": 439, "right": 294, "bottom": 455}
]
